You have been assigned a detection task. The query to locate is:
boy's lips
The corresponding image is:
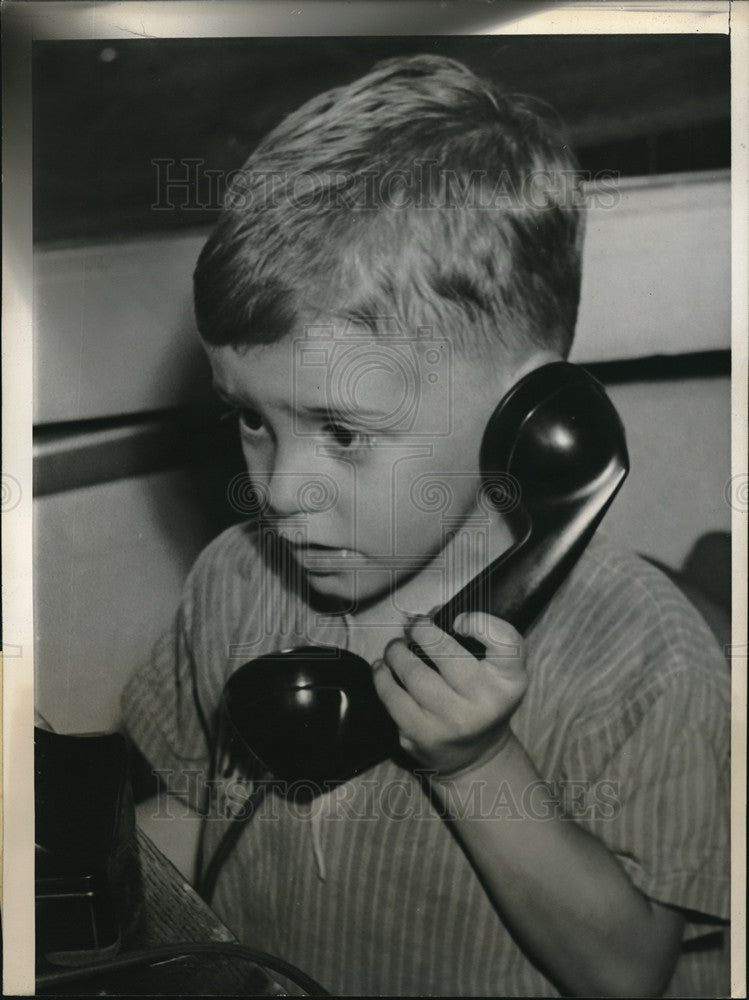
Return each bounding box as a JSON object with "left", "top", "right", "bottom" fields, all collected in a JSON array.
[{"left": 282, "top": 539, "right": 369, "bottom": 573}]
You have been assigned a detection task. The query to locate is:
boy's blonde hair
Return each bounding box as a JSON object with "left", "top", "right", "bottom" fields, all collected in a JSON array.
[{"left": 194, "top": 54, "right": 585, "bottom": 363}]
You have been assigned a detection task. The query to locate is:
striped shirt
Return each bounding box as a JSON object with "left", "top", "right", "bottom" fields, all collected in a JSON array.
[{"left": 122, "top": 522, "right": 730, "bottom": 996}]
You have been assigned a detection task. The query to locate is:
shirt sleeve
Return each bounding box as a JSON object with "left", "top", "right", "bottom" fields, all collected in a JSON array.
[
  {"left": 557, "top": 562, "right": 730, "bottom": 926},
  {"left": 121, "top": 599, "right": 212, "bottom": 778}
]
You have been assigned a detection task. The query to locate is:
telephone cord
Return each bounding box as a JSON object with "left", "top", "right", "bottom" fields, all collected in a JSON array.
[{"left": 195, "top": 780, "right": 269, "bottom": 904}]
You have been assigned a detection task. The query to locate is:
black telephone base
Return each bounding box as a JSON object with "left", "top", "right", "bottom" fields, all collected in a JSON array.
[{"left": 35, "top": 727, "right": 141, "bottom": 967}]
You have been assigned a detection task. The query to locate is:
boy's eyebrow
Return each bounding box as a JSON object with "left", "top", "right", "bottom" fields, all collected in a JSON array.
[
  {"left": 212, "top": 382, "right": 240, "bottom": 406},
  {"left": 295, "top": 402, "right": 391, "bottom": 420},
  {"left": 212, "top": 382, "right": 390, "bottom": 421}
]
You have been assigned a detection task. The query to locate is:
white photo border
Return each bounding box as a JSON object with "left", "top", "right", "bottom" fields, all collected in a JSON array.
[{"left": 2, "top": 2, "right": 745, "bottom": 995}]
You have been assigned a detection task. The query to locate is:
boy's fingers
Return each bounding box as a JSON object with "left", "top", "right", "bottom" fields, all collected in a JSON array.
[
  {"left": 405, "top": 616, "right": 490, "bottom": 692},
  {"left": 406, "top": 613, "right": 524, "bottom": 696},
  {"left": 381, "top": 637, "right": 451, "bottom": 711},
  {"left": 372, "top": 658, "right": 430, "bottom": 731},
  {"left": 453, "top": 612, "right": 523, "bottom": 661}
]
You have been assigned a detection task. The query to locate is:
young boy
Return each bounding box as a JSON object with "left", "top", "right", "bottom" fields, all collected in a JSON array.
[{"left": 122, "top": 55, "right": 730, "bottom": 996}]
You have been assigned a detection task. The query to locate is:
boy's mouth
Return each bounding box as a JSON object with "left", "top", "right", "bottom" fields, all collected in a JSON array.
[{"left": 283, "top": 540, "right": 367, "bottom": 574}]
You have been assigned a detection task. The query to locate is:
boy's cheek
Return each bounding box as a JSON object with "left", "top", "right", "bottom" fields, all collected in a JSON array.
[
  {"left": 388, "top": 471, "right": 478, "bottom": 546},
  {"left": 345, "top": 471, "right": 444, "bottom": 557}
]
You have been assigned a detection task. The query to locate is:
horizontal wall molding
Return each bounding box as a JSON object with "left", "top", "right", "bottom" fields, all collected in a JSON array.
[
  {"left": 583, "top": 349, "right": 730, "bottom": 384},
  {"left": 34, "top": 409, "right": 239, "bottom": 497}
]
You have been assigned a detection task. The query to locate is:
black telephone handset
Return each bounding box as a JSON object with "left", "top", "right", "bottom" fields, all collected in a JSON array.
[{"left": 221, "top": 363, "right": 629, "bottom": 788}]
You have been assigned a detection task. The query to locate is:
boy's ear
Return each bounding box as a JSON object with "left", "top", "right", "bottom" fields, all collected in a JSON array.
[{"left": 509, "top": 349, "right": 564, "bottom": 387}]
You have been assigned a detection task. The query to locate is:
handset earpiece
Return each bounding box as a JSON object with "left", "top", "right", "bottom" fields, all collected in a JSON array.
[
  {"left": 220, "top": 362, "right": 628, "bottom": 787},
  {"left": 431, "top": 362, "right": 629, "bottom": 645}
]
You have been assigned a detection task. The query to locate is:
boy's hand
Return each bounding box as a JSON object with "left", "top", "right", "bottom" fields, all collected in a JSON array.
[{"left": 372, "top": 612, "right": 527, "bottom": 777}]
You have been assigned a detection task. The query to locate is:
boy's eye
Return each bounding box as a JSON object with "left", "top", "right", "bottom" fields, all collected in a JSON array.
[
  {"left": 327, "top": 422, "right": 356, "bottom": 448},
  {"left": 238, "top": 407, "right": 263, "bottom": 432},
  {"left": 324, "top": 421, "right": 372, "bottom": 451}
]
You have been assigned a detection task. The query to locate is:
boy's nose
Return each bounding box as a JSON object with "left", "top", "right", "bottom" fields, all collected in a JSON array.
[
  {"left": 249, "top": 442, "right": 306, "bottom": 518},
  {"left": 262, "top": 466, "right": 339, "bottom": 519},
  {"left": 248, "top": 464, "right": 294, "bottom": 518},
  {"left": 265, "top": 470, "right": 305, "bottom": 518}
]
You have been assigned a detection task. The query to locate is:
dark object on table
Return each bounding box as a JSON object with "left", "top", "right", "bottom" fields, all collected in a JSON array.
[
  {"left": 36, "top": 825, "right": 301, "bottom": 995},
  {"left": 35, "top": 728, "right": 315, "bottom": 992},
  {"left": 35, "top": 727, "right": 141, "bottom": 965}
]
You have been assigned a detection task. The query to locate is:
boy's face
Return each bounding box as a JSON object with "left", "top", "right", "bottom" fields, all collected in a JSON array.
[{"left": 208, "top": 325, "right": 548, "bottom": 610}]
